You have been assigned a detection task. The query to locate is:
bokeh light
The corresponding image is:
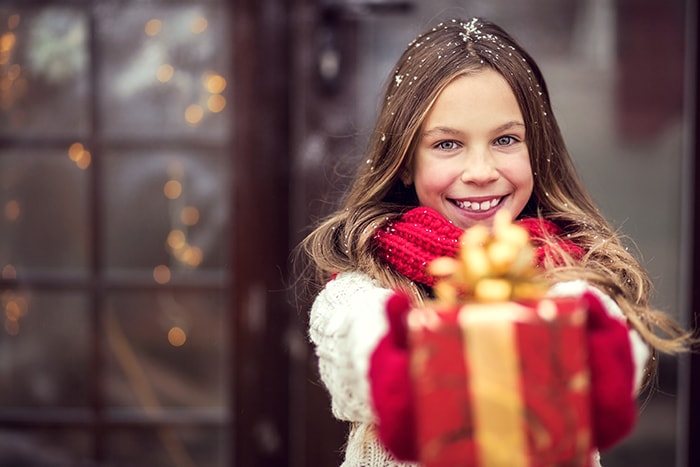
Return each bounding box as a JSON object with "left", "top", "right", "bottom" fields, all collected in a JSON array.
[
  {"left": 163, "top": 180, "right": 182, "bottom": 199},
  {"left": 207, "top": 94, "right": 226, "bottom": 113},
  {"left": 180, "top": 206, "right": 200, "bottom": 226},
  {"left": 203, "top": 73, "right": 226, "bottom": 94},
  {"left": 153, "top": 265, "right": 171, "bottom": 284},
  {"left": 168, "top": 326, "right": 187, "bottom": 347},
  {"left": 156, "top": 64, "right": 174, "bottom": 83},
  {"left": 184, "top": 104, "right": 204, "bottom": 126},
  {"left": 145, "top": 19, "right": 162, "bottom": 36},
  {"left": 190, "top": 17, "right": 208, "bottom": 35}
]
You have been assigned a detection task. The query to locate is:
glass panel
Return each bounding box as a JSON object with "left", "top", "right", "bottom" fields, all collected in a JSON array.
[
  {"left": 104, "top": 290, "right": 227, "bottom": 410},
  {"left": 0, "top": 291, "right": 90, "bottom": 407},
  {"left": 103, "top": 149, "right": 229, "bottom": 279},
  {"left": 0, "top": 8, "right": 89, "bottom": 137},
  {"left": 95, "top": 3, "right": 231, "bottom": 142},
  {"left": 106, "top": 427, "right": 226, "bottom": 467},
  {"left": 0, "top": 148, "right": 89, "bottom": 275},
  {"left": 0, "top": 429, "right": 91, "bottom": 466}
]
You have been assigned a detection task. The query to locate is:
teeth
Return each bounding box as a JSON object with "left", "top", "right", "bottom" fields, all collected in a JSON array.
[{"left": 456, "top": 197, "right": 500, "bottom": 212}]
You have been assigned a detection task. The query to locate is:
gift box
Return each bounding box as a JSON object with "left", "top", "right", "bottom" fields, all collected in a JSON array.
[{"left": 408, "top": 297, "right": 592, "bottom": 467}]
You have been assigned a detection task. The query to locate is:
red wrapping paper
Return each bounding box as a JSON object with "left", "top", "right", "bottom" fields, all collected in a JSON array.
[{"left": 408, "top": 297, "right": 592, "bottom": 467}]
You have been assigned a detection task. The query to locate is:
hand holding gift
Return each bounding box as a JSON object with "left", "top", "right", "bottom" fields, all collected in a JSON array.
[{"left": 369, "top": 291, "right": 418, "bottom": 461}]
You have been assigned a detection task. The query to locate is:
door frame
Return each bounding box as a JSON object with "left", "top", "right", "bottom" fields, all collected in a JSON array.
[
  {"left": 679, "top": 2, "right": 700, "bottom": 466},
  {"left": 230, "top": 2, "right": 293, "bottom": 466}
]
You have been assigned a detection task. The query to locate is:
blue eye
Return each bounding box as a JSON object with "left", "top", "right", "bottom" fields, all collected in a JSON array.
[
  {"left": 436, "top": 140, "right": 459, "bottom": 150},
  {"left": 495, "top": 135, "right": 517, "bottom": 146}
]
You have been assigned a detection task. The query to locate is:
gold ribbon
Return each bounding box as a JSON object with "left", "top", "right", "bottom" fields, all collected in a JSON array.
[{"left": 459, "top": 302, "right": 533, "bottom": 467}]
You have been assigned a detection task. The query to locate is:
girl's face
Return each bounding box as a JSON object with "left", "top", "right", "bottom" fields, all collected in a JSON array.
[{"left": 410, "top": 68, "right": 534, "bottom": 230}]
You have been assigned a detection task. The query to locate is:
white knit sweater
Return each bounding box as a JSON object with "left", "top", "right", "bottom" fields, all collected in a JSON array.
[{"left": 309, "top": 271, "right": 650, "bottom": 466}]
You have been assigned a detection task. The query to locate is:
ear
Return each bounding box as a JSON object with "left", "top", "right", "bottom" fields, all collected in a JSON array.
[{"left": 400, "top": 169, "right": 413, "bottom": 186}]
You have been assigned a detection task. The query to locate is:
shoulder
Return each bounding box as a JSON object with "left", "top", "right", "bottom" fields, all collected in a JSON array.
[
  {"left": 312, "top": 271, "right": 392, "bottom": 311},
  {"left": 309, "top": 271, "right": 393, "bottom": 339},
  {"left": 321, "top": 270, "right": 385, "bottom": 294}
]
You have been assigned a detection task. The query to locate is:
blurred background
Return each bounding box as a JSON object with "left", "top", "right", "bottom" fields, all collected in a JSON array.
[{"left": 0, "top": 0, "right": 697, "bottom": 466}]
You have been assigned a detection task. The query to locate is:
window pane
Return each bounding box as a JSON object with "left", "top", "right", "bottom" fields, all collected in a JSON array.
[
  {"left": 0, "top": 8, "right": 89, "bottom": 137},
  {"left": 0, "top": 429, "right": 91, "bottom": 466},
  {"left": 104, "top": 290, "right": 227, "bottom": 410},
  {"left": 95, "top": 4, "right": 231, "bottom": 142},
  {"left": 106, "top": 427, "right": 226, "bottom": 467},
  {"left": 0, "top": 291, "right": 90, "bottom": 407},
  {"left": 103, "top": 150, "right": 229, "bottom": 277},
  {"left": 0, "top": 149, "right": 89, "bottom": 275}
]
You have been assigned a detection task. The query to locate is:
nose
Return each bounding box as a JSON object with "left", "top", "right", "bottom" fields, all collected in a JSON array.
[{"left": 460, "top": 150, "right": 499, "bottom": 185}]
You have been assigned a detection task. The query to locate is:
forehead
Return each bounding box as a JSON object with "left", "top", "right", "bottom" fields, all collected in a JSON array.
[{"left": 423, "top": 69, "right": 522, "bottom": 125}]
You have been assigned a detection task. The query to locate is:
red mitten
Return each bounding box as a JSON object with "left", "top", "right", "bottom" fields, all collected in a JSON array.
[
  {"left": 368, "top": 292, "right": 418, "bottom": 461},
  {"left": 583, "top": 291, "right": 637, "bottom": 451}
]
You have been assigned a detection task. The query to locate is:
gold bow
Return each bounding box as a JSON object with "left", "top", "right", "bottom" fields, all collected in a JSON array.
[{"left": 426, "top": 210, "right": 548, "bottom": 304}]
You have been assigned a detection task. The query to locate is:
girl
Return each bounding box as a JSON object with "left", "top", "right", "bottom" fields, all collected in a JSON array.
[{"left": 298, "top": 17, "right": 692, "bottom": 466}]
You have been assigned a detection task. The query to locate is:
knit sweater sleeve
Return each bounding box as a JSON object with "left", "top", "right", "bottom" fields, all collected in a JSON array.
[
  {"left": 546, "top": 280, "right": 651, "bottom": 393},
  {"left": 309, "top": 271, "right": 394, "bottom": 423}
]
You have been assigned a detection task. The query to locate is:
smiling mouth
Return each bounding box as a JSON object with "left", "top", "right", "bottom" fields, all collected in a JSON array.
[{"left": 452, "top": 197, "right": 502, "bottom": 212}]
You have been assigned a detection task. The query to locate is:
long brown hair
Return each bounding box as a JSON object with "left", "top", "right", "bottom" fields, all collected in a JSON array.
[{"left": 298, "top": 18, "right": 692, "bottom": 360}]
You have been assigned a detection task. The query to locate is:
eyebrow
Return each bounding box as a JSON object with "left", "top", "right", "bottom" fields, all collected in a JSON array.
[
  {"left": 495, "top": 121, "right": 526, "bottom": 133},
  {"left": 422, "top": 126, "right": 462, "bottom": 138},
  {"left": 422, "top": 121, "right": 526, "bottom": 138}
]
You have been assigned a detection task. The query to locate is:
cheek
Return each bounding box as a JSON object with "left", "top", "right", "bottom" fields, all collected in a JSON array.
[
  {"left": 505, "top": 158, "right": 534, "bottom": 193},
  {"left": 414, "top": 163, "right": 453, "bottom": 200},
  {"left": 519, "top": 168, "right": 535, "bottom": 193}
]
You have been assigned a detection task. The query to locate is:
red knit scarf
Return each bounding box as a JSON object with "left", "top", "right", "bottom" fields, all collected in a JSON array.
[{"left": 373, "top": 207, "right": 584, "bottom": 287}]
